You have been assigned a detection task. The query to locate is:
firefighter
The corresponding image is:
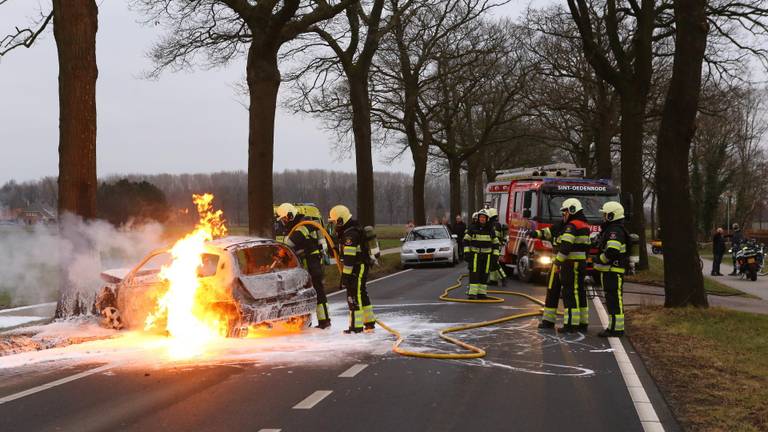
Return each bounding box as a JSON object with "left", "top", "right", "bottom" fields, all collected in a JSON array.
[
  {"left": 487, "top": 208, "right": 508, "bottom": 287},
  {"left": 276, "top": 203, "right": 331, "bottom": 329},
  {"left": 528, "top": 221, "right": 565, "bottom": 328},
  {"left": 595, "top": 201, "right": 628, "bottom": 337},
  {"left": 555, "top": 198, "right": 591, "bottom": 333},
  {"left": 463, "top": 209, "right": 500, "bottom": 300},
  {"left": 329, "top": 205, "right": 375, "bottom": 334}
]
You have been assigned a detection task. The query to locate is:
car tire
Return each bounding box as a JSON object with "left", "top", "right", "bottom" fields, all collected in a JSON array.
[{"left": 449, "top": 251, "right": 458, "bottom": 267}]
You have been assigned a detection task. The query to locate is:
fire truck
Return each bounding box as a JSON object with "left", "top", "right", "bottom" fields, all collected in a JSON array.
[{"left": 484, "top": 164, "right": 624, "bottom": 282}]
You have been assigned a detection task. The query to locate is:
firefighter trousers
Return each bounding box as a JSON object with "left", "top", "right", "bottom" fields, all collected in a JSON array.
[
  {"left": 600, "top": 272, "right": 624, "bottom": 332},
  {"left": 542, "top": 263, "right": 561, "bottom": 324},
  {"left": 559, "top": 261, "right": 586, "bottom": 326},
  {"left": 305, "top": 255, "right": 330, "bottom": 324},
  {"left": 468, "top": 253, "right": 492, "bottom": 295},
  {"left": 344, "top": 263, "right": 375, "bottom": 330}
]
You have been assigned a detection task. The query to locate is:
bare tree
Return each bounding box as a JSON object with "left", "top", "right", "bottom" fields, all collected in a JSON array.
[
  {"left": 655, "top": 0, "right": 709, "bottom": 307},
  {"left": 136, "top": 0, "right": 354, "bottom": 236}
]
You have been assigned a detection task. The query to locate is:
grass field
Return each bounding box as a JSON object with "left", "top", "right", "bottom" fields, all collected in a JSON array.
[
  {"left": 626, "top": 255, "right": 751, "bottom": 297},
  {"left": 629, "top": 306, "right": 768, "bottom": 431}
]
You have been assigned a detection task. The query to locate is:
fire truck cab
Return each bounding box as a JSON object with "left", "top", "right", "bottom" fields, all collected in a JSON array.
[{"left": 485, "top": 164, "right": 622, "bottom": 282}]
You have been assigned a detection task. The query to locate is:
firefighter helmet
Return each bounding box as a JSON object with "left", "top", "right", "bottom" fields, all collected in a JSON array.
[
  {"left": 329, "top": 205, "right": 352, "bottom": 225},
  {"left": 486, "top": 208, "right": 498, "bottom": 218},
  {"left": 600, "top": 201, "right": 625, "bottom": 221},
  {"left": 477, "top": 208, "right": 490, "bottom": 223},
  {"left": 732, "top": 223, "right": 740, "bottom": 230},
  {"left": 276, "top": 203, "right": 298, "bottom": 221},
  {"left": 560, "top": 198, "right": 583, "bottom": 214}
]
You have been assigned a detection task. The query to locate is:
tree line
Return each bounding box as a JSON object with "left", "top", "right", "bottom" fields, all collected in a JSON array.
[{"left": 3, "top": 0, "right": 768, "bottom": 310}]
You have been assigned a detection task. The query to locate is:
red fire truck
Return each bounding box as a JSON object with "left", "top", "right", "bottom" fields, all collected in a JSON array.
[{"left": 484, "top": 164, "right": 623, "bottom": 282}]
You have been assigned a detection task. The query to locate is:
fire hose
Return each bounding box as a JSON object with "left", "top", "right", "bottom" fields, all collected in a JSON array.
[{"left": 287, "top": 221, "right": 550, "bottom": 360}]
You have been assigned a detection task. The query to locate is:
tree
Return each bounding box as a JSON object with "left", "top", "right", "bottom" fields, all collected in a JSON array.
[
  {"left": 97, "top": 179, "right": 170, "bottom": 226},
  {"left": 137, "top": 0, "right": 354, "bottom": 236},
  {"left": 655, "top": 0, "right": 709, "bottom": 307}
]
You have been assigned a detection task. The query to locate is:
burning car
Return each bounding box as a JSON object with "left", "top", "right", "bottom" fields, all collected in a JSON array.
[{"left": 97, "top": 236, "right": 317, "bottom": 337}]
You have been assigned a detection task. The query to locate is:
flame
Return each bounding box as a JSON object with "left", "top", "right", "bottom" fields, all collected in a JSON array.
[{"left": 144, "top": 193, "right": 233, "bottom": 359}]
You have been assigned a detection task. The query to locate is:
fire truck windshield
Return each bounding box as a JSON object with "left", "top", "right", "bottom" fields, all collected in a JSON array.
[{"left": 543, "top": 194, "right": 621, "bottom": 223}]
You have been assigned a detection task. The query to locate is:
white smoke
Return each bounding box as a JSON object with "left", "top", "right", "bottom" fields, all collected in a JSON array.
[{"left": 0, "top": 214, "right": 166, "bottom": 309}]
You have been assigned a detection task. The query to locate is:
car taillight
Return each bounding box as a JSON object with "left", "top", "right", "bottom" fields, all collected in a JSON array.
[{"left": 304, "top": 277, "right": 313, "bottom": 288}]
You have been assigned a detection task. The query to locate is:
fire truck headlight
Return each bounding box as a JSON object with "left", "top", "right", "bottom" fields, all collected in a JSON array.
[{"left": 538, "top": 255, "right": 552, "bottom": 265}]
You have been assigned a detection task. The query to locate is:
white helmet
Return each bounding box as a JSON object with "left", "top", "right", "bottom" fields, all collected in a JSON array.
[
  {"left": 600, "top": 201, "right": 625, "bottom": 221},
  {"left": 560, "top": 198, "right": 583, "bottom": 214},
  {"left": 276, "top": 203, "right": 298, "bottom": 221},
  {"left": 329, "top": 204, "right": 352, "bottom": 225}
]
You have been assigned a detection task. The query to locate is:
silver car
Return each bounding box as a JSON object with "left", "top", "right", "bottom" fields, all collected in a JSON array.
[
  {"left": 400, "top": 225, "right": 459, "bottom": 267},
  {"left": 97, "top": 236, "right": 317, "bottom": 337}
]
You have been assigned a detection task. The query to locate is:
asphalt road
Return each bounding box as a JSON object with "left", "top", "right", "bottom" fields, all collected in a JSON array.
[{"left": 0, "top": 266, "right": 678, "bottom": 432}]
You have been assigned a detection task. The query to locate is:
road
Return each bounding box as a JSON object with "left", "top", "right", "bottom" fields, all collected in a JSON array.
[{"left": 0, "top": 267, "right": 677, "bottom": 432}]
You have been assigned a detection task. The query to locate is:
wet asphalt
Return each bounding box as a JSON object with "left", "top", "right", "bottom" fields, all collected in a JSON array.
[{"left": 0, "top": 266, "right": 679, "bottom": 432}]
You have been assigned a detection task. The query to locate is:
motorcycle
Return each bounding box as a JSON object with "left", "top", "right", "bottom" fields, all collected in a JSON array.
[{"left": 733, "top": 239, "right": 764, "bottom": 281}]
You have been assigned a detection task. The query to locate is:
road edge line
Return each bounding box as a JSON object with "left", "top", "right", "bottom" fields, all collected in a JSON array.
[
  {"left": 327, "top": 268, "right": 414, "bottom": 297},
  {"left": 592, "top": 296, "right": 665, "bottom": 432},
  {"left": 0, "top": 363, "right": 117, "bottom": 405},
  {"left": 0, "top": 302, "right": 57, "bottom": 315}
]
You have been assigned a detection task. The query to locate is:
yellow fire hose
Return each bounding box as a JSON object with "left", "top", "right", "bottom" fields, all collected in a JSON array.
[{"left": 286, "top": 221, "right": 549, "bottom": 360}]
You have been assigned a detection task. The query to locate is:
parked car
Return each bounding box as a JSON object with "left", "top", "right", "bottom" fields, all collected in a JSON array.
[
  {"left": 400, "top": 225, "right": 458, "bottom": 267},
  {"left": 97, "top": 236, "right": 317, "bottom": 337}
]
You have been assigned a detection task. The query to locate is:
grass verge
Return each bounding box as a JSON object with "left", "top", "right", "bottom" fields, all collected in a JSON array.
[
  {"left": 629, "top": 306, "right": 768, "bottom": 431},
  {"left": 627, "top": 256, "right": 752, "bottom": 298}
]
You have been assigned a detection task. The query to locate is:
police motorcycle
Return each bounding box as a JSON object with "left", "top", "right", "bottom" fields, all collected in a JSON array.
[{"left": 732, "top": 238, "right": 764, "bottom": 281}]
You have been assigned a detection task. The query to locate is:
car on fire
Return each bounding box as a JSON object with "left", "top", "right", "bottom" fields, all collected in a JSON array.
[
  {"left": 400, "top": 225, "right": 459, "bottom": 267},
  {"left": 97, "top": 236, "right": 317, "bottom": 337}
]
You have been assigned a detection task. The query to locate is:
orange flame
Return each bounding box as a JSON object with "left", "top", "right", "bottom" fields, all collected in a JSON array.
[{"left": 144, "top": 193, "right": 232, "bottom": 359}]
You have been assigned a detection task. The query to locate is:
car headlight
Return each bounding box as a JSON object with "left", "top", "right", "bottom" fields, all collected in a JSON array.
[
  {"left": 402, "top": 248, "right": 414, "bottom": 254},
  {"left": 439, "top": 247, "right": 450, "bottom": 252},
  {"left": 538, "top": 255, "right": 552, "bottom": 265}
]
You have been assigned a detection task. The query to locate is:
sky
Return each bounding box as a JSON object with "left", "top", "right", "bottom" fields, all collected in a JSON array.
[{"left": 0, "top": 1, "right": 539, "bottom": 185}]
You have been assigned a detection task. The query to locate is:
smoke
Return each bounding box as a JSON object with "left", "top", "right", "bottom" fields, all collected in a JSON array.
[{"left": 0, "top": 214, "right": 166, "bottom": 309}]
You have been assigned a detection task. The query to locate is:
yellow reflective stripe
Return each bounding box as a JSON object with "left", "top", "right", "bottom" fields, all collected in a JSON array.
[
  {"left": 574, "top": 236, "right": 590, "bottom": 244},
  {"left": 560, "top": 233, "right": 575, "bottom": 243},
  {"left": 567, "top": 252, "right": 587, "bottom": 260},
  {"left": 556, "top": 252, "right": 567, "bottom": 262},
  {"left": 478, "top": 248, "right": 493, "bottom": 253},
  {"left": 343, "top": 265, "right": 353, "bottom": 274},
  {"left": 474, "top": 234, "right": 493, "bottom": 241},
  {"left": 606, "top": 240, "right": 623, "bottom": 249},
  {"left": 343, "top": 246, "right": 358, "bottom": 256}
]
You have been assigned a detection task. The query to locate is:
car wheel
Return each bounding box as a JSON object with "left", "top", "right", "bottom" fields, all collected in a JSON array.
[{"left": 449, "top": 251, "right": 458, "bottom": 267}]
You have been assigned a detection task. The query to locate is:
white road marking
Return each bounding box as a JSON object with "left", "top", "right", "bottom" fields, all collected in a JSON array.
[
  {"left": 592, "top": 297, "right": 664, "bottom": 432},
  {"left": 327, "top": 268, "right": 414, "bottom": 297},
  {"left": 0, "top": 363, "right": 117, "bottom": 405},
  {"left": 258, "top": 429, "right": 281, "bottom": 432},
  {"left": 292, "top": 390, "right": 333, "bottom": 409},
  {"left": 338, "top": 363, "right": 368, "bottom": 378}
]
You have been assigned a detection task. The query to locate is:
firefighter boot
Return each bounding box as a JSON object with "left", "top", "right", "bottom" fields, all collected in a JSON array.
[
  {"left": 598, "top": 328, "right": 624, "bottom": 337},
  {"left": 538, "top": 320, "right": 555, "bottom": 329},
  {"left": 343, "top": 327, "right": 363, "bottom": 334},
  {"left": 557, "top": 324, "right": 577, "bottom": 334}
]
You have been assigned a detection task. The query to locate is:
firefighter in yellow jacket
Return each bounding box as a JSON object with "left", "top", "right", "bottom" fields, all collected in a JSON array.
[
  {"left": 463, "top": 209, "right": 500, "bottom": 300},
  {"left": 330, "top": 205, "right": 375, "bottom": 334},
  {"left": 276, "top": 203, "right": 330, "bottom": 329},
  {"left": 555, "top": 198, "right": 591, "bottom": 333},
  {"left": 528, "top": 220, "right": 566, "bottom": 328},
  {"left": 595, "top": 201, "right": 628, "bottom": 337}
]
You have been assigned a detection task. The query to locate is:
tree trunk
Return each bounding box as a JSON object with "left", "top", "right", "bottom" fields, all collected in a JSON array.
[
  {"left": 246, "top": 45, "right": 280, "bottom": 237},
  {"left": 412, "top": 145, "right": 428, "bottom": 225},
  {"left": 54, "top": 0, "right": 98, "bottom": 220},
  {"left": 448, "top": 156, "right": 462, "bottom": 220},
  {"left": 656, "top": 0, "right": 708, "bottom": 307},
  {"left": 595, "top": 83, "right": 613, "bottom": 179},
  {"left": 650, "top": 191, "right": 656, "bottom": 239},
  {"left": 619, "top": 91, "right": 649, "bottom": 270},
  {"left": 467, "top": 156, "right": 478, "bottom": 214},
  {"left": 53, "top": 0, "right": 99, "bottom": 319},
  {"left": 348, "top": 71, "right": 376, "bottom": 227}
]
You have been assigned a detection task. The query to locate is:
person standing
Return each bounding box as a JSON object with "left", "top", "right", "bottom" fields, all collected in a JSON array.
[
  {"left": 529, "top": 221, "right": 565, "bottom": 329},
  {"left": 728, "top": 223, "right": 744, "bottom": 275},
  {"left": 451, "top": 215, "right": 467, "bottom": 259},
  {"left": 712, "top": 227, "right": 725, "bottom": 276},
  {"left": 555, "top": 198, "right": 591, "bottom": 333},
  {"left": 463, "top": 209, "right": 499, "bottom": 300},
  {"left": 276, "top": 203, "right": 331, "bottom": 329},
  {"left": 595, "top": 202, "right": 628, "bottom": 337},
  {"left": 486, "top": 208, "right": 508, "bottom": 287},
  {"left": 330, "top": 205, "right": 375, "bottom": 334}
]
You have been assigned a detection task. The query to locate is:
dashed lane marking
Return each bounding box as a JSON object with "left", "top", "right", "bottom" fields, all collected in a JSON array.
[
  {"left": 592, "top": 297, "right": 664, "bottom": 432},
  {"left": 292, "top": 390, "right": 333, "bottom": 409},
  {"left": 338, "top": 364, "right": 368, "bottom": 378},
  {"left": 257, "top": 429, "right": 281, "bottom": 432},
  {"left": 0, "top": 363, "right": 117, "bottom": 405}
]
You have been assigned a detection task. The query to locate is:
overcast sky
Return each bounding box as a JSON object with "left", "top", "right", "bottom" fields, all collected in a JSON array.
[{"left": 0, "top": 1, "right": 540, "bottom": 185}]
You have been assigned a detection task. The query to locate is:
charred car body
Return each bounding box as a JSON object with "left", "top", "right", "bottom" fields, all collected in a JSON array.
[{"left": 97, "top": 236, "right": 317, "bottom": 337}]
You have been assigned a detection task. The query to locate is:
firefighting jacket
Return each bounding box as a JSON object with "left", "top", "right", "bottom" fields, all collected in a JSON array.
[
  {"left": 339, "top": 220, "right": 366, "bottom": 280},
  {"left": 284, "top": 215, "right": 322, "bottom": 261},
  {"left": 595, "top": 221, "right": 628, "bottom": 273},
  {"left": 555, "top": 213, "right": 590, "bottom": 263},
  {"left": 463, "top": 222, "right": 500, "bottom": 258},
  {"left": 532, "top": 221, "right": 565, "bottom": 252}
]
